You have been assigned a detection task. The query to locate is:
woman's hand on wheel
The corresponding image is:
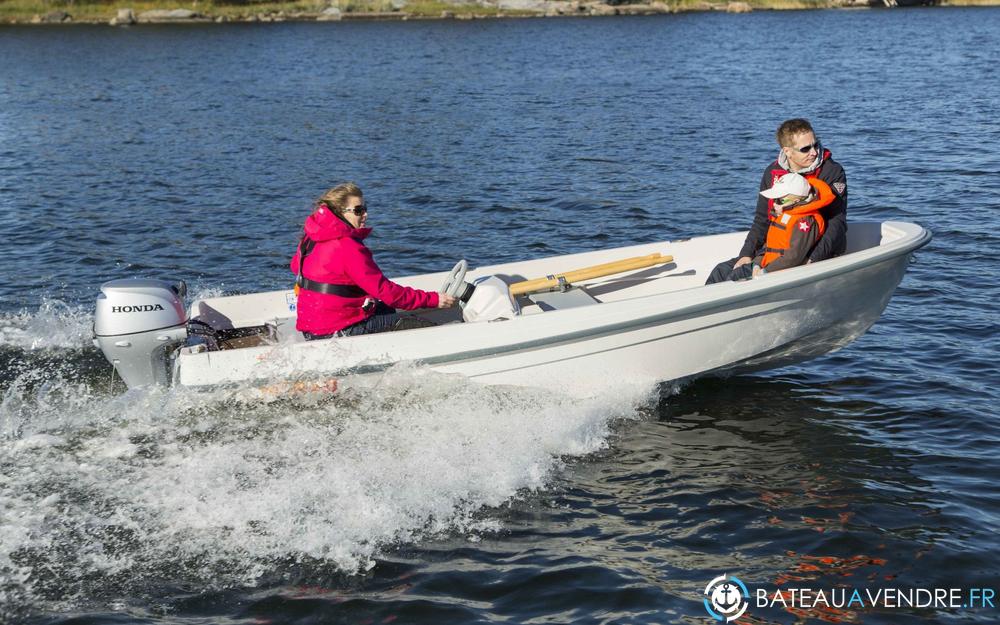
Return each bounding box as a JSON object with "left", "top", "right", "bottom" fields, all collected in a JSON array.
[{"left": 438, "top": 293, "right": 458, "bottom": 308}]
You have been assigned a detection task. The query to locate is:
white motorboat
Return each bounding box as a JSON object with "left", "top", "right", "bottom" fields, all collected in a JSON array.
[{"left": 93, "top": 221, "right": 930, "bottom": 396}]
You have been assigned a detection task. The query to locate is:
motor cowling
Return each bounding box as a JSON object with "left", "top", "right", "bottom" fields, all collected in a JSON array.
[
  {"left": 461, "top": 276, "right": 520, "bottom": 323},
  {"left": 94, "top": 278, "right": 188, "bottom": 388}
]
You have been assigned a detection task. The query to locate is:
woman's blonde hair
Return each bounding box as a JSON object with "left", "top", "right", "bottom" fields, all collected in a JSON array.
[{"left": 317, "top": 182, "right": 363, "bottom": 216}]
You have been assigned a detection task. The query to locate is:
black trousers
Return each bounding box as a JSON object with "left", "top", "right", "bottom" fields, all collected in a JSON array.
[
  {"left": 705, "top": 257, "right": 755, "bottom": 285},
  {"left": 303, "top": 302, "right": 437, "bottom": 341},
  {"left": 303, "top": 302, "right": 399, "bottom": 341}
]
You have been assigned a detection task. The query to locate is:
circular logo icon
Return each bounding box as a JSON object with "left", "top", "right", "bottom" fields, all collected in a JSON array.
[{"left": 704, "top": 574, "right": 749, "bottom": 622}]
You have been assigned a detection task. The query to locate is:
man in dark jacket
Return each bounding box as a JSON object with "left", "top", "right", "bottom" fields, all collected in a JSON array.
[{"left": 706, "top": 118, "right": 848, "bottom": 284}]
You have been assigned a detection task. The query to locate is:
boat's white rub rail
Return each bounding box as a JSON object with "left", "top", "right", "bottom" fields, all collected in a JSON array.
[{"left": 455, "top": 300, "right": 798, "bottom": 379}]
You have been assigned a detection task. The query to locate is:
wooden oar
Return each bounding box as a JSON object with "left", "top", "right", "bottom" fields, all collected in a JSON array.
[
  {"left": 509, "top": 253, "right": 662, "bottom": 295},
  {"left": 509, "top": 253, "right": 671, "bottom": 295},
  {"left": 509, "top": 253, "right": 674, "bottom": 296}
]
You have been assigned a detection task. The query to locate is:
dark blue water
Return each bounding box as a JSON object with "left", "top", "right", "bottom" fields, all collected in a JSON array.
[{"left": 2, "top": 9, "right": 999, "bottom": 624}]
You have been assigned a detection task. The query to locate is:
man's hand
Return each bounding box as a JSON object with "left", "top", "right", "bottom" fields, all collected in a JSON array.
[{"left": 734, "top": 256, "right": 753, "bottom": 269}]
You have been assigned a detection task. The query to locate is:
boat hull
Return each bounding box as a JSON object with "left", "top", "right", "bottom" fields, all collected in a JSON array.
[{"left": 170, "top": 221, "right": 930, "bottom": 397}]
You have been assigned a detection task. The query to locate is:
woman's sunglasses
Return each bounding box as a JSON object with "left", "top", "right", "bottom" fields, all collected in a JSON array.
[{"left": 346, "top": 204, "right": 368, "bottom": 216}]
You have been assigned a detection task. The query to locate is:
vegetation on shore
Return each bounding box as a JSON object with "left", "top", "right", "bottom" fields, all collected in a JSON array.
[
  {"left": 0, "top": 0, "right": 995, "bottom": 24},
  {"left": 0, "top": 0, "right": 504, "bottom": 23}
]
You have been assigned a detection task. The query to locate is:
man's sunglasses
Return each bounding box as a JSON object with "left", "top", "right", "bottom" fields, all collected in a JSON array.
[
  {"left": 346, "top": 204, "right": 368, "bottom": 216},
  {"left": 792, "top": 140, "right": 821, "bottom": 154}
]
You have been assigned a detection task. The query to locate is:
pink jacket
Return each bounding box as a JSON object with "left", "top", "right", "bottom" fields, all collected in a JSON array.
[{"left": 290, "top": 206, "right": 439, "bottom": 335}]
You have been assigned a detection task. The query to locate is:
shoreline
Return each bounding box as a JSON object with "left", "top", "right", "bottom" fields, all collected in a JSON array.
[{"left": 2, "top": 0, "right": 998, "bottom": 25}]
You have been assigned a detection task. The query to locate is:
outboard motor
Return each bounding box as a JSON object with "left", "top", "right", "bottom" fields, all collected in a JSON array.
[{"left": 94, "top": 278, "right": 189, "bottom": 388}]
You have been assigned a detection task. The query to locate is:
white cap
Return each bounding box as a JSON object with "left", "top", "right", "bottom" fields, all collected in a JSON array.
[{"left": 760, "top": 173, "right": 811, "bottom": 199}]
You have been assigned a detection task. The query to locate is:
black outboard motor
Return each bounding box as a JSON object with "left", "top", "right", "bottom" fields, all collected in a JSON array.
[{"left": 94, "top": 278, "right": 188, "bottom": 388}]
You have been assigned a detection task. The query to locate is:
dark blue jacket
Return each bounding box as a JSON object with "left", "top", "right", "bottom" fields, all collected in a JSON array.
[{"left": 739, "top": 150, "right": 847, "bottom": 263}]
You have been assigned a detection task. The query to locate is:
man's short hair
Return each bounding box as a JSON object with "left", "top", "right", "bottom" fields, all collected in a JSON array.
[{"left": 776, "top": 118, "right": 814, "bottom": 147}]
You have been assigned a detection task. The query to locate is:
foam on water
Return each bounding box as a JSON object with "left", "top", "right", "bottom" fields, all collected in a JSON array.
[
  {"left": 0, "top": 348, "right": 654, "bottom": 616},
  {"left": 0, "top": 298, "right": 94, "bottom": 351},
  {"left": 0, "top": 286, "right": 225, "bottom": 353}
]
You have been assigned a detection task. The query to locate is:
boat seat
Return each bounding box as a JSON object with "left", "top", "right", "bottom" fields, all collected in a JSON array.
[
  {"left": 186, "top": 321, "right": 278, "bottom": 351},
  {"left": 216, "top": 325, "right": 277, "bottom": 350},
  {"left": 186, "top": 299, "right": 308, "bottom": 348},
  {"left": 527, "top": 287, "right": 599, "bottom": 312}
]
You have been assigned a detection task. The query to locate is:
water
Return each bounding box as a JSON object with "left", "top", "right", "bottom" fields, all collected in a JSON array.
[{"left": 1, "top": 8, "right": 999, "bottom": 624}]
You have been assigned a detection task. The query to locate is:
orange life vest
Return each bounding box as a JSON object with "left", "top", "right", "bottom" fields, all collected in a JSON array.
[{"left": 760, "top": 177, "right": 833, "bottom": 268}]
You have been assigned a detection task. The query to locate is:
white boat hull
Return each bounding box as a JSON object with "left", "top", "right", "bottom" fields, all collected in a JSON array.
[{"left": 159, "top": 221, "right": 929, "bottom": 397}]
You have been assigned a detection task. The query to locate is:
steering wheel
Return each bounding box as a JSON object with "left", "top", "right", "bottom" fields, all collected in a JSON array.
[{"left": 441, "top": 259, "right": 468, "bottom": 297}]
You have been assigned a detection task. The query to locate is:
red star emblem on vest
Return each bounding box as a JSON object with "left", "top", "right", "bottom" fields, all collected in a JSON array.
[{"left": 798, "top": 221, "right": 811, "bottom": 232}]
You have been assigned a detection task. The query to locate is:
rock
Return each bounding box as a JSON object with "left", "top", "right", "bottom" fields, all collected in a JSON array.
[
  {"left": 30, "top": 14, "right": 42, "bottom": 23},
  {"left": 137, "top": 9, "right": 200, "bottom": 22},
  {"left": 554, "top": 0, "right": 584, "bottom": 13},
  {"left": 317, "top": 6, "right": 342, "bottom": 20},
  {"left": 43, "top": 11, "right": 71, "bottom": 23},
  {"left": 441, "top": 9, "right": 455, "bottom": 17},
  {"left": 113, "top": 8, "right": 136, "bottom": 24},
  {"left": 497, "top": 0, "right": 547, "bottom": 9},
  {"left": 615, "top": 3, "right": 665, "bottom": 13},
  {"left": 585, "top": 2, "right": 617, "bottom": 15},
  {"left": 726, "top": 1, "right": 752, "bottom": 11}
]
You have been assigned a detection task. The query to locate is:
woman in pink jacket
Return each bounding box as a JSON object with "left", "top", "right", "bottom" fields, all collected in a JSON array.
[{"left": 291, "top": 183, "right": 456, "bottom": 340}]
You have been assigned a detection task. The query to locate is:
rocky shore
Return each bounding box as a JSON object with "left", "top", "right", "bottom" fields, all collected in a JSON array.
[{"left": 5, "top": 0, "right": 991, "bottom": 25}]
